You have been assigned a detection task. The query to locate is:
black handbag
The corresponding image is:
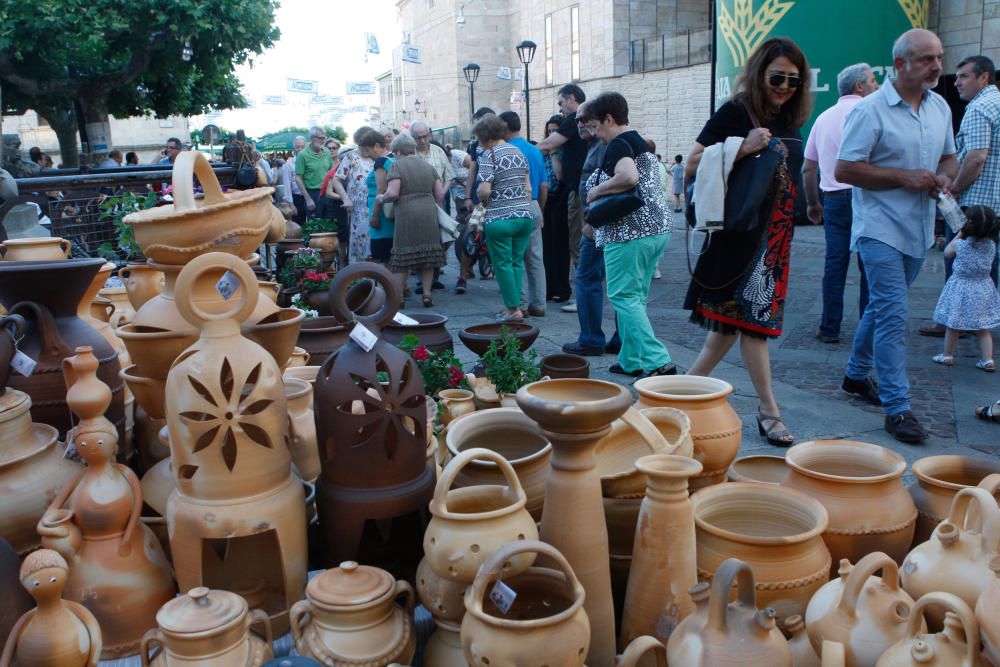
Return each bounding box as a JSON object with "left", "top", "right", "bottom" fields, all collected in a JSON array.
[
  {"left": 585, "top": 139, "right": 645, "bottom": 229},
  {"left": 235, "top": 148, "right": 257, "bottom": 187}
]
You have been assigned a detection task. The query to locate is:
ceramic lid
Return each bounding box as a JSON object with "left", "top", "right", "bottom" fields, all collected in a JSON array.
[
  {"left": 306, "top": 561, "right": 393, "bottom": 607},
  {"left": 156, "top": 587, "right": 247, "bottom": 634}
]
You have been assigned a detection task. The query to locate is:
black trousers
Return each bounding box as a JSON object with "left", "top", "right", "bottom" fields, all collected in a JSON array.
[{"left": 542, "top": 188, "right": 571, "bottom": 300}]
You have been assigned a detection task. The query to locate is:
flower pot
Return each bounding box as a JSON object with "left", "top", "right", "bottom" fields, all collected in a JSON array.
[
  {"left": 907, "top": 455, "right": 1000, "bottom": 547},
  {"left": 0, "top": 236, "right": 71, "bottom": 261},
  {"left": 304, "top": 289, "right": 332, "bottom": 316},
  {"left": 458, "top": 322, "right": 540, "bottom": 357},
  {"left": 119, "top": 262, "right": 166, "bottom": 310},
  {"left": 295, "top": 316, "right": 349, "bottom": 362},
  {"left": 308, "top": 233, "right": 339, "bottom": 268},
  {"left": 382, "top": 312, "right": 453, "bottom": 353},
  {"left": 540, "top": 353, "right": 590, "bottom": 379}
]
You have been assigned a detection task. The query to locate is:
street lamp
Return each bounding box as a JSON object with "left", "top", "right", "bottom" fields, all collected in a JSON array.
[
  {"left": 462, "top": 63, "right": 480, "bottom": 125},
  {"left": 516, "top": 40, "right": 537, "bottom": 140}
]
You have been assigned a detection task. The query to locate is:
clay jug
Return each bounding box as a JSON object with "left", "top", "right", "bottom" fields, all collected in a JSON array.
[
  {"left": 976, "top": 557, "right": 1000, "bottom": 666},
  {"left": 80, "top": 264, "right": 133, "bottom": 391},
  {"left": 619, "top": 454, "right": 703, "bottom": 656},
  {"left": 0, "top": 313, "right": 25, "bottom": 394},
  {"left": 438, "top": 388, "right": 476, "bottom": 426},
  {"left": 0, "top": 237, "right": 71, "bottom": 261},
  {"left": 784, "top": 616, "right": 821, "bottom": 667},
  {"left": 666, "top": 558, "right": 792, "bottom": 666},
  {"left": 284, "top": 377, "right": 320, "bottom": 483},
  {"left": 120, "top": 263, "right": 166, "bottom": 311},
  {"left": 461, "top": 540, "right": 590, "bottom": 666},
  {"left": 632, "top": 375, "right": 742, "bottom": 490},
  {"left": 875, "top": 592, "right": 982, "bottom": 667},
  {"left": 783, "top": 440, "right": 916, "bottom": 570},
  {"left": 805, "top": 552, "right": 920, "bottom": 667},
  {"left": 908, "top": 456, "right": 1000, "bottom": 547},
  {"left": 99, "top": 287, "right": 136, "bottom": 327},
  {"left": 0, "top": 537, "right": 34, "bottom": 658},
  {"left": 0, "top": 549, "right": 102, "bottom": 667},
  {"left": 901, "top": 487, "right": 1000, "bottom": 626},
  {"left": 284, "top": 346, "right": 310, "bottom": 370},
  {"left": 693, "top": 482, "right": 831, "bottom": 625},
  {"left": 290, "top": 561, "right": 416, "bottom": 666}
]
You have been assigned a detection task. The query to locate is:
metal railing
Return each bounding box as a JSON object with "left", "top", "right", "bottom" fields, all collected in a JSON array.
[{"left": 629, "top": 29, "right": 712, "bottom": 74}]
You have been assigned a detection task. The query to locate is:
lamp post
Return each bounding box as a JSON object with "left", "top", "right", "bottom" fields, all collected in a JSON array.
[
  {"left": 516, "top": 40, "right": 537, "bottom": 141},
  {"left": 462, "top": 63, "right": 480, "bottom": 126}
]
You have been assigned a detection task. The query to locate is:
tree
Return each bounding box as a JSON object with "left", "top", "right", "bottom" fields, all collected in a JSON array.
[
  {"left": 0, "top": 0, "right": 279, "bottom": 166},
  {"left": 272, "top": 125, "right": 348, "bottom": 142}
]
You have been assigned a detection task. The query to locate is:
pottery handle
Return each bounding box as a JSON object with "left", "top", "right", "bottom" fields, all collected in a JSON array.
[
  {"left": 173, "top": 253, "right": 259, "bottom": 328},
  {"left": 468, "top": 540, "right": 580, "bottom": 617},
  {"left": 248, "top": 608, "right": 274, "bottom": 654},
  {"left": 0, "top": 314, "right": 25, "bottom": 343},
  {"left": 10, "top": 301, "right": 70, "bottom": 361},
  {"left": 140, "top": 628, "right": 165, "bottom": 667},
  {"left": 431, "top": 446, "right": 527, "bottom": 518},
  {"left": 395, "top": 579, "right": 416, "bottom": 614},
  {"left": 707, "top": 558, "right": 756, "bottom": 633},
  {"left": 619, "top": 406, "right": 672, "bottom": 454},
  {"left": 328, "top": 262, "right": 400, "bottom": 331},
  {"left": 171, "top": 150, "right": 226, "bottom": 212},
  {"left": 58, "top": 239, "right": 71, "bottom": 258},
  {"left": 119, "top": 267, "right": 133, "bottom": 283},
  {"left": 980, "top": 473, "right": 1000, "bottom": 495},
  {"left": 944, "top": 487, "right": 1000, "bottom": 552},
  {"left": 616, "top": 635, "right": 667, "bottom": 667},
  {"left": 905, "top": 591, "right": 980, "bottom": 661},
  {"left": 289, "top": 600, "right": 312, "bottom": 646},
  {"left": 820, "top": 640, "right": 845, "bottom": 667},
  {"left": 837, "top": 551, "right": 899, "bottom": 619}
]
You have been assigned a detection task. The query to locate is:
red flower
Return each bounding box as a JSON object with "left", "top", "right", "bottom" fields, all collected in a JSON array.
[
  {"left": 448, "top": 365, "right": 463, "bottom": 387},
  {"left": 412, "top": 345, "right": 430, "bottom": 362},
  {"left": 305, "top": 270, "right": 320, "bottom": 281}
]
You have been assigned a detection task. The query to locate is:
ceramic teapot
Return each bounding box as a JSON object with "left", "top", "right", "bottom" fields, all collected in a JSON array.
[
  {"left": 875, "top": 592, "right": 982, "bottom": 667},
  {"left": 141, "top": 587, "right": 274, "bottom": 667},
  {"left": 976, "top": 557, "right": 1000, "bottom": 666}
]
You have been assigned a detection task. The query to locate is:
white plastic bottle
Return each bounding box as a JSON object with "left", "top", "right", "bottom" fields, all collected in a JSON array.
[{"left": 937, "top": 192, "right": 967, "bottom": 234}]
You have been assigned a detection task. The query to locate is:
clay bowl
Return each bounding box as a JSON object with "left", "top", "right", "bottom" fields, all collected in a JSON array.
[
  {"left": 515, "top": 378, "right": 632, "bottom": 434},
  {"left": 382, "top": 312, "right": 454, "bottom": 353},
  {"left": 728, "top": 455, "right": 790, "bottom": 485},
  {"left": 242, "top": 307, "right": 305, "bottom": 369},
  {"left": 540, "top": 353, "right": 590, "bottom": 379},
  {"left": 118, "top": 324, "right": 199, "bottom": 379},
  {"left": 459, "top": 322, "right": 539, "bottom": 357}
]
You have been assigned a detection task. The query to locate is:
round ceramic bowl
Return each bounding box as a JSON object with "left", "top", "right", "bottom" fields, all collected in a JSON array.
[{"left": 458, "top": 322, "right": 539, "bottom": 357}]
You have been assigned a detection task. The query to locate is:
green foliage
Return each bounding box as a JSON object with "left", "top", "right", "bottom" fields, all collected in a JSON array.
[
  {"left": 398, "top": 334, "right": 467, "bottom": 396},
  {"left": 301, "top": 218, "right": 335, "bottom": 243},
  {"left": 272, "top": 125, "right": 348, "bottom": 143},
  {"left": 96, "top": 242, "right": 119, "bottom": 262},
  {"left": 481, "top": 328, "right": 541, "bottom": 395},
  {"left": 98, "top": 190, "right": 157, "bottom": 260}
]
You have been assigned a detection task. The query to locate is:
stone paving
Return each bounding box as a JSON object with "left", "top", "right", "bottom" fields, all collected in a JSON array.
[{"left": 415, "top": 223, "right": 999, "bottom": 477}]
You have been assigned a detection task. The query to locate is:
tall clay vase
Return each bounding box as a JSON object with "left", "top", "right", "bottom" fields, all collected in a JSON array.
[
  {"left": 632, "top": 375, "right": 742, "bottom": 490},
  {"left": 619, "top": 454, "right": 703, "bottom": 657},
  {"left": 875, "top": 592, "right": 982, "bottom": 667},
  {"left": 908, "top": 455, "right": 1000, "bottom": 547},
  {"left": 976, "top": 557, "right": 1000, "bottom": 666},
  {"left": 516, "top": 378, "right": 632, "bottom": 667},
  {"left": 119, "top": 262, "right": 166, "bottom": 311}
]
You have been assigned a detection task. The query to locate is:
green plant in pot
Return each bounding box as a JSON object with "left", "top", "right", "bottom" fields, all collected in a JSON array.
[
  {"left": 301, "top": 217, "right": 335, "bottom": 244},
  {"left": 97, "top": 190, "right": 157, "bottom": 261},
  {"left": 481, "top": 327, "right": 541, "bottom": 397}
]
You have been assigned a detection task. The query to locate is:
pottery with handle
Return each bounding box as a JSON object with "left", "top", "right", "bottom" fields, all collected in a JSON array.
[
  {"left": 0, "top": 236, "right": 71, "bottom": 261},
  {"left": 908, "top": 455, "right": 1000, "bottom": 547},
  {"left": 874, "top": 592, "right": 982, "bottom": 667}
]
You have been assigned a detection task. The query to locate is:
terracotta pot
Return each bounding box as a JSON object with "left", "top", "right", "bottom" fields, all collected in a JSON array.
[
  {"left": 784, "top": 615, "right": 821, "bottom": 667},
  {"left": 540, "top": 353, "right": 590, "bottom": 379},
  {"left": 461, "top": 540, "right": 590, "bottom": 666},
  {"left": 141, "top": 587, "right": 274, "bottom": 666},
  {"left": 308, "top": 232, "right": 339, "bottom": 254},
  {"left": 728, "top": 455, "right": 790, "bottom": 485},
  {"left": 284, "top": 347, "right": 310, "bottom": 369},
  {"left": 302, "top": 288, "right": 330, "bottom": 316},
  {"left": 438, "top": 388, "right": 476, "bottom": 427},
  {"left": 0, "top": 236, "right": 71, "bottom": 261},
  {"left": 99, "top": 286, "right": 136, "bottom": 327},
  {"left": 284, "top": 377, "right": 320, "bottom": 483},
  {"left": 901, "top": 487, "right": 1000, "bottom": 627},
  {"left": 458, "top": 321, "right": 540, "bottom": 357},
  {"left": 290, "top": 561, "right": 416, "bottom": 666},
  {"left": 381, "top": 312, "right": 454, "bottom": 353},
  {"left": 124, "top": 152, "right": 272, "bottom": 265},
  {"left": 805, "top": 552, "right": 920, "bottom": 667},
  {"left": 242, "top": 307, "right": 305, "bottom": 369},
  {"left": 619, "top": 454, "right": 703, "bottom": 655},
  {"left": 120, "top": 262, "right": 166, "bottom": 311},
  {"left": 875, "top": 592, "right": 981, "bottom": 667},
  {"left": 295, "top": 316, "right": 349, "bottom": 362},
  {"left": 37, "top": 508, "right": 82, "bottom": 561},
  {"left": 693, "top": 482, "right": 831, "bottom": 625},
  {"left": 783, "top": 440, "right": 917, "bottom": 570},
  {"left": 416, "top": 557, "right": 466, "bottom": 624},
  {"left": 90, "top": 297, "right": 114, "bottom": 323},
  {"left": 633, "top": 375, "right": 742, "bottom": 490},
  {"left": 81, "top": 265, "right": 133, "bottom": 383},
  {"left": 0, "top": 537, "right": 34, "bottom": 658},
  {"left": 258, "top": 280, "right": 280, "bottom": 304},
  {"left": 0, "top": 313, "right": 26, "bottom": 393},
  {"left": 598, "top": 406, "right": 694, "bottom": 498},
  {"left": 908, "top": 455, "right": 1000, "bottom": 546},
  {"left": 666, "top": 558, "right": 792, "bottom": 666},
  {"left": 266, "top": 205, "right": 287, "bottom": 243},
  {"left": 284, "top": 221, "right": 303, "bottom": 240},
  {"left": 976, "top": 557, "right": 1000, "bottom": 667},
  {"left": 423, "top": 618, "right": 467, "bottom": 667}
]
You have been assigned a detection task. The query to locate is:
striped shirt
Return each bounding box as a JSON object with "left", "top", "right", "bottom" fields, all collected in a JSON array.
[
  {"left": 956, "top": 85, "right": 1000, "bottom": 209},
  {"left": 477, "top": 141, "right": 531, "bottom": 223}
]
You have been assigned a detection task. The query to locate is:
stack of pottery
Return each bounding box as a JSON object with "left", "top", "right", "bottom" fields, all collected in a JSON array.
[
  {"left": 875, "top": 592, "right": 982, "bottom": 667},
  {"left": 907, "top": 455, "right": 1000, "bottom": 546}
]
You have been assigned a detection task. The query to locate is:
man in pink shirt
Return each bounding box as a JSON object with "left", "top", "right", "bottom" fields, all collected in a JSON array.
[{"left": 804, "top": 63, "right": 880, "bottom": 343}]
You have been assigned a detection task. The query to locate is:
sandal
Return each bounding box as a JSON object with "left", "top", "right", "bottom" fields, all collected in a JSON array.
[
  {"left": 422, "top": 296, "right": 434, "bottom": 308},
  {"left": 975, "top": 401, "right": 1000, "bottom": 423},
  {"left": 494, "top": 310, "right": 524, "bottom": 323},
  {"left": 977, "top": 359, "right": 996, "bottom": 372},
  {"left": 932, "top": 353, "right": 954, "bottom": 366},
  {"left": 757, "top": 410, "right": 795, "bottom": 447}
]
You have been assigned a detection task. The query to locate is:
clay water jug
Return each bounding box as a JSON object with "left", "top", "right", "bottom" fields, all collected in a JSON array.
[
  {"left": 80, "top": 264, "right": 133, "bottom": 389},
  {"left": 908, "top": 455, "right": 1000, "bottom": 546},
  {"left": 976, "top": 557, "right": 1000, "bottom": 666},
  {"left": 805, "top": 552, "right": 920, "bottom": 667},
  {"left": 666, "top": 558, "right": 792, "bottom": 666},
  {"left": 284, "top": 377, "right": 320, "bottom": 483},
  {"left": 875, "top": 592, "right": 982, "bottom": 667},
  {"left": 784, "top": 615, "right": 820, "bottom": 667},
  {"left": 438, "top": 388, "right": 476, "bottom": 426},
  {"left": 120, "top": 262, "right": 166, "bottom": 310}
]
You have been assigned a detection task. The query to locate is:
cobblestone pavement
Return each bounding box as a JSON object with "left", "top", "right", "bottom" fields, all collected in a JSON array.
[{"left": 417, "top": 223, "right": 998, "bottom": 475}]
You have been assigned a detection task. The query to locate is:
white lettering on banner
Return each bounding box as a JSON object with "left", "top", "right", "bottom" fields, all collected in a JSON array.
[{"left": 810, "top": 68, "right": 830, "bottom": 93}]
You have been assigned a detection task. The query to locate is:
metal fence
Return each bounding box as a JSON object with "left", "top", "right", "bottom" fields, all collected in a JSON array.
[{"left": 629, "top": 29, "right": 712, "bottom": 74}]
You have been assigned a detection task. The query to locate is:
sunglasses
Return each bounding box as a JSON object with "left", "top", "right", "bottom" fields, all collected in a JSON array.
[{"left": 768, "top": 73, "right": 802, "bottom": 89}]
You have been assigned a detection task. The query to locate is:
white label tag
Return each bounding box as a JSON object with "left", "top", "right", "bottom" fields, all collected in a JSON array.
[
  {"left": 349, "top": 323, "right": 379, "bottom": 352},
  {"left": 11, "top": 350, "right": 37, "bottom": 377},
  {"left": 392, "top": 312, "right": 420, "bottom": 326},
  {"left": 215, "top": 271, "right": 240, "bottom": 300},
  {"left": 489, "top": 581, "right": 517, "bottom": 614}
]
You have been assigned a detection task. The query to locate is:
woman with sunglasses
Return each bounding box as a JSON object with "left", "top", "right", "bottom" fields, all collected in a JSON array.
[{"left": 683, "top": 37, "right": 812, "bottom": 447}]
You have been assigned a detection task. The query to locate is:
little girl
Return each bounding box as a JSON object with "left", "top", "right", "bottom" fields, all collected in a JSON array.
[{"left": 932, "top": 205, "right": 1000, "bottom": 371}]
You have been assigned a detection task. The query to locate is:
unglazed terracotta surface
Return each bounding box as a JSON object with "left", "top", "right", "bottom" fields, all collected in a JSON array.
[
  {"left": 0, "top": 537, "right": 34, "bottom": 658},
  {"left": 908, "top": 455, "right": 1000, "bottom": 547},
  {"left": 727, "top": 455, "right": 790, "bottom": 485},
  {"left": 976, "top": 557, "right": 1000, "bottom": 666},
  {"left": 458, "top": 321, "right": 540, "bottom": 357},
  {"left": 120, "top": 263, "right": 166, "bottom": 311},
  {"left": 540, "top": 352, "right": 590, "bottom": 379},
  {"left": 283, "top": 378, "right": 320, "bottom": 483},
  {"left": 98, "top": 287, "right": 136, "bottom": 327},
  {"left": 0, "top": 237, "right": 71, "bottom": 261},
  {"left": 875, "top": 592, "right": 982, "bottom": 667},
  {"left": 437, "top": 388, "right": 476, "bottom": 427},
  {"left": 784, "top": 615, "right": 821, "bottom": 667}
]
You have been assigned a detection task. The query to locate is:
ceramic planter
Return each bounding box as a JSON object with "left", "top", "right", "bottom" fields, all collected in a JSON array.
[
  {"left": 304, "top": 289, "right": 332, "bottom": 316},
  {"left": 120, "top": 263, "right": 166, "bottom": 310},
  {"left": 908, "top": 455, "right": 1000, "bottom": 546},
  {"left": 875, "top": 592, "right": 982, "bottom": 667},
  {"left": 458, "top": 322, "right": 540, "bottom": 357},
  {"left": 727, "top": 455, "right": 790, "bottom": 485},
  {"left": 0, "top": 236, "right": 71, "bottom": 261},
  {"left": 382, "top": 312, "right": 454, "bottom": 353},
  {"left": 976, "top": 557, "right": 1000, "bottom": 666},
  {"left": 307, "top": 233, "right": 339, "bottom": 268},
  {"left": 284, "top": 378, "right": 320, "bottom": 483},
  {"left": 540, "top": 353, "right": 590, "bottom": 379}
]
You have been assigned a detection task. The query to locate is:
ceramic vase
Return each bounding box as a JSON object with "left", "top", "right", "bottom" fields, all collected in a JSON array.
[
  {"left": 908, "top": 456, "right": 1000, "bottom": 547},
  {"left": 284, "top": 377, "right": 320, "bottom": 483},
  {"left": 875, "top": 592, "right": 982, "bottom": 667},
  {"left": 976, "top": 557, "right": 1000, "bottom": 666},
  {"left": 784, "top": 615, "right": 820, "bottom": 667},
  {"left": 119, "top": 263, "right": 166, "bottom": 310}
]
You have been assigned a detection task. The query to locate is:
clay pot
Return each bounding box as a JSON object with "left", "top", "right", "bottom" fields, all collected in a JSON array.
[
  {"left": 266, "top": 205, "right": 287, "bottom": 243},
  {"left": 99, "top": 286, "right": 136, "bottom": 327},
  {"left": 666, "top": 558, "right": 792, "bottom": 666},
  {"left": 805, "top": 552, "right": 920, "bottom": 667},
  {"left": 80, "top": 265, "right": 133, "bottom": 385},
  {"left": 728, "top": 455, "right": 790, "bottom": 485},
  {"left": 976, "top": 557, "right": 1000, "bottom": 667},
  {"left": 616, "top": 636, "right": 669, "bottom": 667},
  {"left": 296, "top": 316, "right": 350, "bottom": 362},
  {"left": 784, "top": 615, "right": 820, "bottom": 667},
  {"left": 382, "top": 312, "right": 454, "bottom": 353},
  {"left": 308, "top": 232, "right": 339, "bottom": 254},
  {"left": 875, "top": 592, "right": 982, "bottom": 667},
  {"left": 0, "top": 313, "right": 26, "bottom": 393},
  {"left": 438, "top": 388, "right": 476, "bottom": 427},
  {"left": 284, "top": 347, "right": 310, "bottom": 369},
  {"left": 90, "top": 297, "right": 114, "bottom": 323},
  {"left": 284, "top": 221, "right": 303, "bottom": 240},
  {"left": 242, "top": 307, "right": 306, "bottom": 369},
  {"left": 540, "top": 353, "right": 590, "bottom": 379},
  {"left": 120, "top": 263, "right": 166, "bottom": 310},
  {"left": 0, "top": 236, "right": 71, "bottom": 261},
  {"left": 258, "top": 280, "right": 280, "bottom": 304},
  {"left": 459, "top": 321, "right": 540, "bottom": 357},
  {"left": 908, "top": 455, "right": 1000, "bottom": 546},
  {"left": 284, "top": 377, "right": 320, "bottom": 483},
  {"left": 290, "top": 561, "right": 416, "bottom": 666},
  {"left": 632, "top": 375, "right": 742, "bottom": 490},
  {"left": 0, "top": 537, "right": 34, "bottom": 658},
  {"left": 141, "top": 587, "right": 274, "bottom": 666},
  {"left": 783, "top": 440, "right": 917, "bottom": 570},
  {"left": 416, "top": 556, "right": 466, "bottom": 624},
  {"left": 37, "top": 508, "right": 82, "bottom": 561},
  {"left": 461, "top": 540, "right": 590, "bottom": 666},
  {"left": 304, "top": 289, "right": 332, "bottom": 316},
  {"left": 693, "top": 482, "right": 831, "bottom": 624},
  {"left": 124, "top": 152, "right": 272, "bottom": 264}
]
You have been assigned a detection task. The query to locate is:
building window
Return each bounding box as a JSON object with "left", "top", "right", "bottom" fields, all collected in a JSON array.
[
  {"left": 570, "top": 6, "right": 580, "bottom": 81},
  {"left": 545, "top": 15, "right": 554, "bottom": 85}
]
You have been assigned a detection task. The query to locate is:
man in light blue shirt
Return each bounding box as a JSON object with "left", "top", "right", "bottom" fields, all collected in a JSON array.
[{"left": 835, "top": 28, "right": 958, "bottom": 443}]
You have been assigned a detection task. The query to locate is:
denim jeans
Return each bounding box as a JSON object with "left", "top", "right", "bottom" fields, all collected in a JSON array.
[
  {"left": 575, "top": 235, "right": 607, "bottom": 348},
  {"left": 819, "top": 190, "right": 869, "bottom": 337},
  {"left": 846, "top": 238, "right": 924, "bottom": 416},
  {"left": 521, "top": 201, "right": 547, "bottom": 310}
]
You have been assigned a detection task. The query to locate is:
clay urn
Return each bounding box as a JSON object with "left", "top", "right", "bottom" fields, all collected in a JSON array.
[
  {"left": 266, "top": 205, "right": 287, "bottom": 243},
  {"left": 908, "top": 455, "right": 1000, "bottom": 546},
  {"left": 0, "top": 236, "right": 71, "bottom": 261},
  {"left": 783, "top": 440, "right": 917, "bottom": 570},
  {"left": 976, "top": 557, "right": 1000, "bottom": 666},
  {"left": 458, "top": 321, "right": 540, "bottom": 357},
  {"left": 805, "top": 552, "right": 921, "bottom": 667},
  {"left": 119, "top": 263, "right": 166, "bottom": 311},
  {"left": 784, "top": 615, "right": 820, "bottom": 667},
  {"left": 632, "top": 375, "right": 742, "bottom": 490},
  {"left": 308, "top": 232, "right": 339, "bottom": 261},
  {"left": 875, "top": 592, "right": 982, "bottom": 667},
  {"left": 141, "top": 587, "right": 274, "bottom": 666},
  {"left": 727, "top": 454, "right": 790, "bottom": 484},
  {"left": 290, "top": 561, "right": 416, "bottom": 666},
  {"left": 461, "top": 540, "right": 591, "bottom": 666},
  {"left": 666, "top": 558, "right": 792, "bottom": 666},
  {"left": 437, "top": 388, "right": 476, "bottom": 427}
]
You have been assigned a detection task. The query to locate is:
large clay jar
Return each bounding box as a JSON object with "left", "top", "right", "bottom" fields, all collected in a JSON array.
[
  {"left": 632, "top": 375, "right": 742, "bottom": 490},
  {"left": 164, "top": 254, "right": 307, "bottom": 636},
  {"left": 461, "top": 540, "right": 591, "bottom": 666},
  {"left": 728, "top": 455, "right": 789, "bottom": 485},
  {"left": 0, "top": 236, "right": 71, "bottom": 261},
  {"left": 666, "top": 558, "right": 792, "bottom": 667},
  {"left": 290, "top": 561, "right": 416, "bottom": 666},
  {"left": 785, "top": 615, "right": 821, "bottom": 667},
  {"left": 141, "top": 587, "right": 273, "bottom": 667},
  {"left": 875, "top": 592, "right": 982, "bottom": 667},
  {"left": 976, "top": 557, "right": 1000, "bottom": 667},
  {"left": 805, "top": 552, "right": 920, "bottom": 667},
  {"left": 619, "top": 454, "right": 703, "bottom": 658},
  {"left": 783, "top": 440, "right": 916, "bottom": 570},
  {"left": 120, "top": 262, "right": 166, "bottom": 311},
  {"left": 296, "top": 316, "right": 350, "bottom": 361},
  {"left": 693, "top": 482, "right": 831, "bottom": 624},
  {"left": 284, "top": 377, "right": 320, "bottom": 483},
  {"left": 901, "top": 487, "right": 1000, "bottom": 626},
  {"left": 0, "top": 537, "right": 34, "bottom": 658},
  {"left": 908, "top": 455, "right": 1000, "bottom": 547}
]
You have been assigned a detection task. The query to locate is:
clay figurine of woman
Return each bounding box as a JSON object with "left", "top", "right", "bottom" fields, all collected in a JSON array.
[{"left": 0, "top": 549, "right": 102, "bottom": 667}]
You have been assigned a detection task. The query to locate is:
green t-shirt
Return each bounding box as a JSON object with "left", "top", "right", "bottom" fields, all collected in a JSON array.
[{"left": 295, "top": 147, "right": 333, "bottom": 190}]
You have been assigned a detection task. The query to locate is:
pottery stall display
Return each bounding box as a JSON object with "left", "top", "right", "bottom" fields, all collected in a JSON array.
[
  {"left": 805, "top": 552, "right": 920, "bottom": 667},
  {"left": 875, "top": 592, "right": 982, "bottom": 667},
  {"left": 632, "top": 375, "right": 742, "bottom": 490},
  {"left": 0, "top": 549, "right": 102, "bottom": 667},
  {"left": 458, "top": 321, "right": 540, "bottom": 357},
  {"left": 0, "top": 236, "right": 71, "bottom": 261},
  {"left": 164, "top": 254, "right": 307, "bottom": 636},
  {"left": 284, "top": 377, "right": 320, "bottom": 483},
  {"left": 516, "top": 378, "right": 632, "bottom": 667},
  {"left": 783, "top": 440, "right": 917, "bottom": 570},
  {"left": 666, "top": 558, "right": 792, "bottom": 666},
  {"left": 290, "top": 561, "right": 416, "bottom": 666},
  {"left": 142, "top": 587, "right": 274, "bottom": 667},
  {"left": 120, "top": 262, "right": 166, "bottom": 311},
  {"left": 381, "top": 312, "right": 453, "bottom": 353},
  {"left": 977, "top": 557, "right": 1000, "bottom": 666},
  {"left": 692, "top": 482, "right": 832, "bottom": 624},
  {"left": 36, "top": 347, "right": 174, "bottom": 659},
  {"left": 908, "top": 455, "right": 1000, "bottom": 546},
  {"left": 540, "top": 353, "right": 591, "bottom": 379},
  {"left": 727, "top": 454, "right": 790, "bottom": 485},
  {"left": 0, "top": 537, "right": 34, "bottom": 658},
  {"left": 785, "top": 615, "right": 821, "bottom": 667}
]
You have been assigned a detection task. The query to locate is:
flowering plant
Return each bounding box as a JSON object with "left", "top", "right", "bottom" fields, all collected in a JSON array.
[
  {"left": 398, "top": 334, "right": 466, "bottom": 395},
  {"left": 290, "top": 293, "right": 319, "bottom": 318},
  {"left": 301, "top": 269, "right": 331, "bottom": 291}
]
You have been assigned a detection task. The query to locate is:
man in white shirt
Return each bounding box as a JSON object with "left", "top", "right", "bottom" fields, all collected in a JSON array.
[{"left": 282, "top": 135, "right": 307, "bottom": 222}]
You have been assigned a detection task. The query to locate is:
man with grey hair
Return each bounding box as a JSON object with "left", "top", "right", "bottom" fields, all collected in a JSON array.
[
  {"left": 295, "top": 126, "right": 333, "bottom": 219},
  {"left": 804, "top": 62, "right": 879, "bottom": 344},
  {"left": 282, "top": 135, "right": 307, "bottom": 222}
]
